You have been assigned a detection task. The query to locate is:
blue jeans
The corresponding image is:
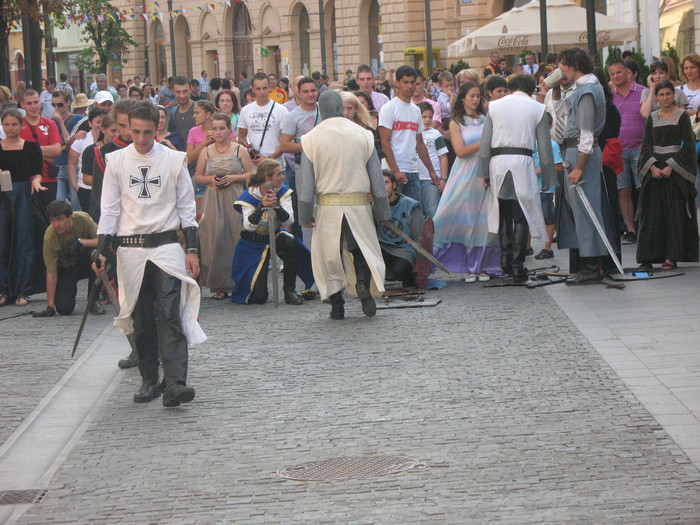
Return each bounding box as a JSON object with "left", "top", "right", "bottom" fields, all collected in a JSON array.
[
  {"left": 399, "top": 172, "right": 421, "bottom": 202},
  {"left": 419, "top": 179, "right": 440, "bottom": 218},
  {"left": 56, "top": 165, "right": 81, "bottom": 211},
  {"left": 617, "top": 149, "right": 640, "bottom": 190}
]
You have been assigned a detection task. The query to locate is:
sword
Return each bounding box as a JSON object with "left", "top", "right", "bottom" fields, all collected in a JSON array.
[
  {"left": 263, "top": 182, "right": 279, "bottom": 307},
  {"left": 381, "top": 220, "right": 451, "bottom": 274},
  {"left": 567, "top": 170, "right": 624, "bottom": 275},
  {"left": 71, "top": 252, "right": 104, "bottom": 357}
]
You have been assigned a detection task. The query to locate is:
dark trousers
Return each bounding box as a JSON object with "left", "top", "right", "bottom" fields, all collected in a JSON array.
[
  {"left": 498, "top": 197, "right": 527, "bottom": 225},
  {"left": 77, "top": 188, "right": 94, "bottom": 217},
  {"left": 382, "top": 249, "right": 415, "bottom": 287},
  {"left": 132, "top": 261, "right": 188, "bottom": 387},
  {"left": 249, "top": 231, "right": 299, "bottom": 304},
  {"left": 55, "top": 251, "right": 95, "bottom": 315}
]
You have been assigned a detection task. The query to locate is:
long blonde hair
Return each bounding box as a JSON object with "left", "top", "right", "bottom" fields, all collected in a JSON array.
[{"left": 339, "top": 91, "right": 371, "bottom": 129}]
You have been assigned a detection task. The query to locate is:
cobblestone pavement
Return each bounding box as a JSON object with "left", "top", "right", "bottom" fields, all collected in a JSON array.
[
  {"left": 11, "top": 274, "right": 700, "bottom": 524},
  {"left": 0, "top": 296, "right": 112, "bottom": 444}
]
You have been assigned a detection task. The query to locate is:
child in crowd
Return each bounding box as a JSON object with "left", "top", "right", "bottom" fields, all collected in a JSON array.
[
  {"left": 417, "top": 102, "right": 448, "bottom": 218},
  {"left": 533, "top": 112, "right": 563, "bottom": 260},
  {"left": 436, "top": 72, "right": 455, "bottom": 130}
]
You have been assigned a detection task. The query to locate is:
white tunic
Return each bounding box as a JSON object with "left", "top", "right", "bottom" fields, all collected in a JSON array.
[
  {"left": 300, "top": 117, "right": 387, "bottom": 300},
  {"left": 482, "top": 92, "right": 549, "bottom": 240},
  {"left": 98, "top": 142, "right": 206, "bottom": 345}
]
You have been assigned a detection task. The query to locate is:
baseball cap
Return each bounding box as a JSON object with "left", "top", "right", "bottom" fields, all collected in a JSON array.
[{"left": 94, "top": 91, "right": 114, "bottom": 104}]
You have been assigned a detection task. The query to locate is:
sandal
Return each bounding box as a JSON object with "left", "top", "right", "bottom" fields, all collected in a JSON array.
[
  {"left": 637, "top": 263, "right": 653, "bottom": 271},
  {"left": 15, "top": 296, "right": 28, "bottom": 306},
  {"left": 0, "top": 293, "right": 8, "bottom": 306},
  {"left": 660, "top": 260, "right": 677, "bottom": 271},
  {"left": 212, "top": 292, "right": 229, "bottom": 300}
]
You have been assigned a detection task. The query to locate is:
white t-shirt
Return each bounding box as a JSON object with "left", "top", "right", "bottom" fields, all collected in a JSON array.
[
  {"left": 70, "top": 133, "right": 96, "bottom": 189},
  {"left": 681, "top": 84, "right": 700, "bottom": 111},
  {"left": 378, "top": 96, "right": 424, "bottom": 173},
  {"left": 418, "top": 128, "right": 448, "bottom": 181},
  {"left": 238, "top": 99, "right": 289, "bottom": 165}
]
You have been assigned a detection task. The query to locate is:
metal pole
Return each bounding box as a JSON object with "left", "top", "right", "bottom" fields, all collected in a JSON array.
[
  {"left": 167, "top": 0, "right": 177, "bottom": 75},
  {"left": 318, "top": 0, "right": 326, "bottom": 75},
  {"left": 539, "top": 0, "right": 548, "bottom": 58},
  {"left": 585, "top": 0, "right": 597, "bottom": 56},
  {"left": 424, "top": 0, "right": 433, "bottom": 77}
]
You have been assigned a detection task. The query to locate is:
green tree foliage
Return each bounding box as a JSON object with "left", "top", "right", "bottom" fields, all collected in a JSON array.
[
  {"left": 0, "top": 0, "right": 64, "bottom": 88},
  {"left": 71, "top": 0, "right": 137, "bottom": 75}
]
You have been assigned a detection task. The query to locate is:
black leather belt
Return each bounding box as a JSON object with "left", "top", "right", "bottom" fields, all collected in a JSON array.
[
  {"left": 117, "top": 230, "right": 178, "bottom": 248},
  {"left": 491, "top": 147, "right": 533, "bottom": 157},
  {"left": 563, "top": 138, "right": 599, "bottom": 148},
  {"left": 241, "top": 230, "right": 270, "bottom": 243}
]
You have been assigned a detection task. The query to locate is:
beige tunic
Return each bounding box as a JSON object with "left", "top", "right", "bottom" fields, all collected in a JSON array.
[{"left": 299, "top": 117, "right": 388, "bottom": 300}]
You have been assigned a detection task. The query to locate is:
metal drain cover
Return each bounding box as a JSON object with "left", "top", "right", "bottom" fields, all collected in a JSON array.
[
  {"left": 276, "top": 455, "right": 427, "bottom": 481},
  {"left": 0, "top": 489, "right": 48, "bottom": 505}
]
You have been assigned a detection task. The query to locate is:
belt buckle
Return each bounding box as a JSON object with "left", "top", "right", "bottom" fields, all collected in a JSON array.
[{"left": 137, "top": 234, "right": 145, "bottom": 247}]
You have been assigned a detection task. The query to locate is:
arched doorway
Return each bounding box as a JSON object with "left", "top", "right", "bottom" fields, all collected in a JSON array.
[
  {"left": 174, "top": 16, "right": 192, "bottom": 78},
  {"left": 296, "top": 4, "right": 311, "bottom": 76},
  {"left": 150, "top": 20, "right": 167, "bottom": 82},
  {"left": 359, "top": 0, "right": 383, "bottom": 74},
  {"left": 233, "top": 4, "right": 253, "bottom": 80},
  {"left": 324, "top": 0, "right": 337, "bottom": 78}
]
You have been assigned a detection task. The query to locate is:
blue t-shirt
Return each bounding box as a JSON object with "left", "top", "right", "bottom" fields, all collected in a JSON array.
[{"left": 535, "top": 138, "right": 562, "bottom": 194}]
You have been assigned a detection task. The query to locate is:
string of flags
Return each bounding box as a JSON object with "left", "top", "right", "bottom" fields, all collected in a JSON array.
[{"left": 8, "top": 0, "right": 251, "bottom": 31}]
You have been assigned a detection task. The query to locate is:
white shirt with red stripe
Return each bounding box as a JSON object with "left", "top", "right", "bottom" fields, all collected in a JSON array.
[{"left": 378, "top": 96, "right": 424, "bottom": 173}]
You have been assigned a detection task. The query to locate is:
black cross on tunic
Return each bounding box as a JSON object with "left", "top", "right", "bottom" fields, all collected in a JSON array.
[{"left": 129, "top": 166, "right": 161, "bottom": 198}]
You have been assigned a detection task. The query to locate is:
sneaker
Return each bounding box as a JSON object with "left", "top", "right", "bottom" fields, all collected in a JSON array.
[
  {"left": 525, "top": 247, "right": 534, "bottom": 256},
  {"left": 464, "top": 273, "right": 477, "bottom": 283},
  {"left": 534, "top": 249, "right": 554, "bottom": 260},
  {"left": 478, "top": 272, "right": 490, "bottom": 282},
  {"left": 622, "top": 231, "right": 637, "bottom": 244}
]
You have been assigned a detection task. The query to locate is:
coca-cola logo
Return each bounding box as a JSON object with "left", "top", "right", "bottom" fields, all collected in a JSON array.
[
  {"left": 497, "top": 35, "right": 530, "bottom": 47},
  {"left": 578, "top": 31, "right": 612, "bottom": 43}
]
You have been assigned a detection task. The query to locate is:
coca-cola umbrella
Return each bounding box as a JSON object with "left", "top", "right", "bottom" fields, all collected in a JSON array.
[{"left": 452, "top": 0, "right": 637, "bottom": 57}]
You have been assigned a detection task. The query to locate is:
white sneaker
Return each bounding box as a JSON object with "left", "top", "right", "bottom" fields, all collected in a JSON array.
[
  {"left": 478, "top": 272, "right": 491, "bottom": 282},
  {"left": 464, "top": 273, "right": 477, "bottom": 283}
]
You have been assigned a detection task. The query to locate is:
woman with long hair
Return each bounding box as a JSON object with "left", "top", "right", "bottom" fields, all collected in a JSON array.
[
  {"left": 0, "top": 109, "right": 47, "bottom": 306},
  {"left": 214, "top": 89, "right": 241, "bottom": 132},
  {"left": 636, "top": 79, "right": 698, "bottom": 270},
  {"left": 340, "top": 91, "right": 383, "bottom": 160},
  {"left": 432, "top": 81, "right": 501, "bottom": 282},
  {"left": 155, "top": 105, "right": 182, "bottom": 150},
  {"left": 353, "top": 90, "right": 379, "bottom": 129},
  {"left": 195, "top": 113, "right": 254, "bottom": 299}
]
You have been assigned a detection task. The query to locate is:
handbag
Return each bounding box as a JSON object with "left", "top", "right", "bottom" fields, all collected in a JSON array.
[{"left": 601, "top": 137, "right": 624, "bottom": 175}]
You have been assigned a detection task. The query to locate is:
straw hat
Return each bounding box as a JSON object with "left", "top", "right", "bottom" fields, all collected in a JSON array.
[{"left": 73, "top": 93, "right": 93, "bottom": 108}]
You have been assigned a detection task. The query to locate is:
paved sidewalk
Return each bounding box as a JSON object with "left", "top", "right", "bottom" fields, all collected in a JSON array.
[{"left": 3, "top": 258, "right": 699, "bottom": 524}]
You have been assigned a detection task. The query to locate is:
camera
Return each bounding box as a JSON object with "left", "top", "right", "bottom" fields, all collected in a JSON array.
[{"left": 249, "top": 148, "right": 260, "bottom": 160}]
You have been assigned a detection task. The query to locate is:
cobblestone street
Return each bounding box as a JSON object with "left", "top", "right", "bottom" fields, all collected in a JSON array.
[{"left": 2, "top": 250, "right": 700, "bottom": 523}]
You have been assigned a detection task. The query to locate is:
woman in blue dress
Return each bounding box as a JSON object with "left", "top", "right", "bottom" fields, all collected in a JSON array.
[{"left": 433, "top": 81, "right": 501, "bottom": 282}]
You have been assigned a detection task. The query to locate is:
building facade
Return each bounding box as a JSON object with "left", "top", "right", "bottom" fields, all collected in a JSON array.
[{"left": 110, "top": 0, "right": 526, "bottom": 83}]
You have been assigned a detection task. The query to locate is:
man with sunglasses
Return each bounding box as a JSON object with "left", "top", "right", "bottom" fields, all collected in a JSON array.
[
  {"left": 20, "top": 89, "right": 62, "bottom": 207},
  {"left": 51, "top": 90, "right": 85, "bottom": 208},
  {"left": 40, "top": 77, "right": 57, "bottom": 118}
]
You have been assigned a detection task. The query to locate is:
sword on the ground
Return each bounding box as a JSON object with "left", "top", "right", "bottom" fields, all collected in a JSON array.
[
  {"left": 71, "top": 252, "right": 104, "bottom": 358},
  {"left": 567, "top": 169, "right": 624, "bottom": 275},
  {"left": 381, "top": 220, "right": 450, "bottom": 274}
]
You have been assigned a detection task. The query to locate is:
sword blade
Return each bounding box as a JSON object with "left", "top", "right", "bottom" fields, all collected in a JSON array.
[
  {"left": 263, "top": 207, "right": 279, "bottom": 307},
  {"left": 381, "top": 220, "right": 450, "bottom": 274},
  {"left": 71, "top": 278, "right": 101, "bottom": 357},
  {"left": 573, "top": 183, "right": 624, "bottom": 275},
  {"left": 98, "top": 268, "right": 120, "bottom": 315}
]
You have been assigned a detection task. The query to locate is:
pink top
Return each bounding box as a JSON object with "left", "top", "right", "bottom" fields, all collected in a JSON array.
[{"left": 187, "top": 125, "right": 236, "bottom": 147}]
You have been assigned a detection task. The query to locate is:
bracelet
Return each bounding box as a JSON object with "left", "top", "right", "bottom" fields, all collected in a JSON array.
[
  {"left": 186, "top": 248, "right": 199, "bottom": 254},
  {"left": 441, "top": 177, "right": 448, "bottom": 181}
]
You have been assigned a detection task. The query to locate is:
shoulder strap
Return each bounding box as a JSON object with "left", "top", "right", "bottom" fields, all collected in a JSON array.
[
  {"left": 258, "top": 101, "right": 276, "bottom": 150},
  {"left": 93, "top": 145, "right": 106, "bottom": 173}
]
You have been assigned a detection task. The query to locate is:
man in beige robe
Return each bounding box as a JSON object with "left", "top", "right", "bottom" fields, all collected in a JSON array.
[{"left": 297, "top": 90, "right": 390, "bottom": 320}]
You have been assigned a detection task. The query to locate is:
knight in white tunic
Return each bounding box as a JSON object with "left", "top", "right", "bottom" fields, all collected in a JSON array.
[
  {"left": 297, "top": 90, "right": 390, "bottom": 320},
  {"left": 95, "top": 102, "right": 205, "bottom": 407},
  {"left": 479, "top": 74, "right": 557, "bottom": 282}
]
